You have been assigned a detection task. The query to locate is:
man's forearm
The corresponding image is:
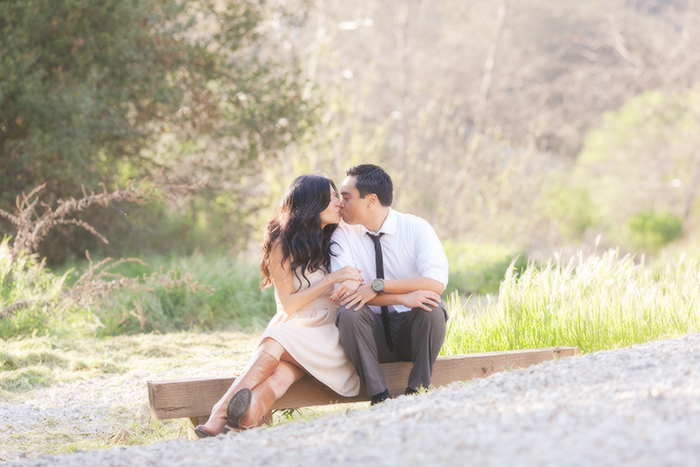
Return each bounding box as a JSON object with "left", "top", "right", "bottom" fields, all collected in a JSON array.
[
  {"left": 383, "top": 276, "right": 444, "bottom": 295},
  {"left": 368, "top": 290, "right": 442, "bottom": 312},
  {"left": 367, "top": 293, "right": 405, "bottom": 307}
]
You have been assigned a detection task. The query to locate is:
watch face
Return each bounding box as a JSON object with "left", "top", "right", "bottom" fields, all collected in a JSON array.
[{"left": 371, "top": 278, "right": 384, "bottom": 293}]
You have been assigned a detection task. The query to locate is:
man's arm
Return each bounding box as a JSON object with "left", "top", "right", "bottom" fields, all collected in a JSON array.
[
  {"left": 382, "top": 276, "right": 444, "bottom": 295},
  {"left": 341, "top": 217, "right": 449, "bottom": 310},
  {"left": 341, "top": 286, "right": 441, "bottom": 312}
]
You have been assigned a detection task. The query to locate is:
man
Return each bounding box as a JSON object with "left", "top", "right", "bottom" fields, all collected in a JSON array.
[{"left": 329, "top": 164, "right": 449, "bottom": 405}]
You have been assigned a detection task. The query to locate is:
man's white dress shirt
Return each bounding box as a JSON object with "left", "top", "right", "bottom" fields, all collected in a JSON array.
[{"left": 330, "top": 209, "right": 449, "bottom": 314}]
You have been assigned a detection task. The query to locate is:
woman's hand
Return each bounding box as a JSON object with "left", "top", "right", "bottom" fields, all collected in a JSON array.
[
  {"left": 399, "top": 290, "right": 441, "bottom": 311},
  {"left": 340, "top": 283, "right": 377, "bottom": 310},
  {"left": 329, "top": 266, "right": 363, "bottom": 284},
  {"left": 329, "top": 279, "right": 361, "bottom": 302}
]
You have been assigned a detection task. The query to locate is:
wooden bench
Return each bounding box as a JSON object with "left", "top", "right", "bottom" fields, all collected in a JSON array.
[{"left": 148, "top": 346, "right": 578, "bottom": 439}]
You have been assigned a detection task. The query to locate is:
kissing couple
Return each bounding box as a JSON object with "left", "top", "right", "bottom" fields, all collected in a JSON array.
[{"left": 195, "top": 163, "right": 449, "bottom": 438}]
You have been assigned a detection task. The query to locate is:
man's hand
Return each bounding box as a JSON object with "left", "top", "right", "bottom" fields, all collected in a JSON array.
[
  {"left": 340, "top": 283, "right": 377, "bottom": 311},
  {"left": 330, "top": 280, "right": 361, "bottom": 302},
  {"left": 399, "top": 290, "right": 441, "bottom": 311}
]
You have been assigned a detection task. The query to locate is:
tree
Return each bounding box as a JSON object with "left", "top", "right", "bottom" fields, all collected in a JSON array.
[{"left": 0, "top": 0, "right": 313, "bottom": 260}]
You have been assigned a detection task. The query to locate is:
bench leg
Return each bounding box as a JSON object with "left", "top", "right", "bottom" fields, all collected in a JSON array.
[
  {"left": 264, "top": 410, "right": 274, "bottom": 426},
  {"left": 187, "top": 416, "right": 210, "bottom": 440}
]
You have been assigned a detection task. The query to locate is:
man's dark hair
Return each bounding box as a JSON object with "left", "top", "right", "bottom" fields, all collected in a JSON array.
[{"left": 346, "top": 164, "right": 393, "bottom": 206}]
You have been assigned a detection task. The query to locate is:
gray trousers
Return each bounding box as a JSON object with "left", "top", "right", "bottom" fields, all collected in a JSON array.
[{"left": 336, "top": 302, "right": 447, "bottom": 397}]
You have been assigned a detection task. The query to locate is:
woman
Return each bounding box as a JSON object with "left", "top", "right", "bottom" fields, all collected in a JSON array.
[{"left": 195, "top": 175, "right": 362, "bottom": 438}]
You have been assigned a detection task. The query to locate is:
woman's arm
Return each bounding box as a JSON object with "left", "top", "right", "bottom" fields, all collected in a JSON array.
[{"left": 269, "top": 243, "right": 362, "bottom": 315}]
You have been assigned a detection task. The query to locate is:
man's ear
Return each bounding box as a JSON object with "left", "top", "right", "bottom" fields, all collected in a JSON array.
[{"left": 366, "top": 193, "right": 379, "bottom": 208}]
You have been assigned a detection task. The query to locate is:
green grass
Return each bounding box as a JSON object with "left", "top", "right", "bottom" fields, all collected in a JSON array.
[
  {"left": 72, "top": 253, "right": 277, "bottom": 336},
  {"left": 0, "top": 238, "right": 71, "bottom": 339},
  {"left": 1, "top": 250, "right": 278, "bottom": 339},
  {"left": 4, "top": 241, "right": 528, "bottom": 340},
  {"left": 442, "top": 249, "right": 700, "bottom": 355}
]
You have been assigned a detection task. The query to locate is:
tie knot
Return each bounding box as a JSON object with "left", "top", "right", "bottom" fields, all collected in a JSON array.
[{"left": 366, "top": 232, "right": 384, "bottom": 245}]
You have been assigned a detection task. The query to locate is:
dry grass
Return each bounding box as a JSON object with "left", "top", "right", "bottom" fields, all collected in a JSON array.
[
  {"left": 0, "top": 182, "right": 208, "bottom": 323},
  {"left": 0, "top": 330, "right": 368, "bottom": 462}
]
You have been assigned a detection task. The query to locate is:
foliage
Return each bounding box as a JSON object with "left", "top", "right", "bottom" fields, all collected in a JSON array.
[
  {"left": 572, "top": 87, "right": 700, "bottom": 241},
  {"left": 0, "top": 182, "right": 211, "bottom": 338},
  {"left": 0, "top": 0, "right": 314, "bottom": 262},
  {"left": 442, "top": 249, "right": 700, "bottom": 356},
  {"left": 625, "top": 209, "right": 683, "bottom": 253},
  {"left": 269, "top": 0, "right": 700, "bottom": 246},
  {"left": 543, "top": 184, "right": 596, "bottom": 241},
  {"left": 0, "top": 182, "right": 157, "bottom": 259},
  {"left": 0, "top": 238, "right": 69, "bottom": 339},
  {"left": 87, "top": 253, "right": 276, "bottom": 336},
  {"left": 443, "top": 240, "right": 528, "bottom": 296},
  {"left": 0, "top": 0, "right": 183, "bottom": 194}
]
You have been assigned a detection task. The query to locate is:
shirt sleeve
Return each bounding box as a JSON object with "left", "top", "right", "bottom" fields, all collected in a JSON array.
[
  {"left": 413, "top": 218, "right": 449, "bottom": 290},
  {"left": 330, "top": 225, "right": 355, "bottom": 272}
]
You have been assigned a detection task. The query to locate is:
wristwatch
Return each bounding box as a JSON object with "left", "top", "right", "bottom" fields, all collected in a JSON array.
[{"left": 371, "top": 278, "right": 385, "bottom": 294}]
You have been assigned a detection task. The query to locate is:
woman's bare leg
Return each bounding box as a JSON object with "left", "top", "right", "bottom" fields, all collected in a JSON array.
[{"left": 195, "top": 338, "right": 287, "bottom": 437}]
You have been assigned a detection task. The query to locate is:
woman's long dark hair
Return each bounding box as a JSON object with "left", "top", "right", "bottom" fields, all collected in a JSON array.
[{"left": 260, "top": 175, "right": 339, "bottom": 290}]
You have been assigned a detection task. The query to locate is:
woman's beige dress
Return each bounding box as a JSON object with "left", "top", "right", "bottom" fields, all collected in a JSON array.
[{"left": 257, "top": 268, "right": 361, "bottom": 397}]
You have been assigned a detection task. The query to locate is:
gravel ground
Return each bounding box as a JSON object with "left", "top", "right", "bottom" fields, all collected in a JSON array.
[{"left": 6, "top": 333, "right": 700, "bottom": 467}]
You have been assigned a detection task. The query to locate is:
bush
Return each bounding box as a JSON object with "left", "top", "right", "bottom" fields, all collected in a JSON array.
[
  {"left": 443, "top": 240, "right": 528, "bottom": 296},
  {"left": 0, "top": 238, "right": 71, "bottom": 339},
  {"left": 626, "top": 209, "right": 683, "bottom": 253},
  {"left": 86, "top": 254, "right": 276, "bottom": 336}
]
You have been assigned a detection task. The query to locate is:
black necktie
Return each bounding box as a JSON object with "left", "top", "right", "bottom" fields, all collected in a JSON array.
[{"left": 367, "top": 232, "right": 394, "bottom": 351}]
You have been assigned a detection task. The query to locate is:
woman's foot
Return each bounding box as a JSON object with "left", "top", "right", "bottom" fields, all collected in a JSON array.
[
  {"left": 226, "top": 388, "right": 253, "bottom": 430},
  {"left": 238, "top": 382, "right": 277, "bottom": 429},
  {"left": 194, "top": 426, "right": 216, "bottom": 438},
  {"left": 193, "top": 349, "right": 280, "bottom": 438}
]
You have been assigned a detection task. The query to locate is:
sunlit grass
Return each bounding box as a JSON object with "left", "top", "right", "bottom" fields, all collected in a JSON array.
[
  {"left": 442, "top": 249, "right": 700, "bottom": 355},
  {"left": 0, "top": 331, "right": 261, "bottom": 395},
  {"left": 0, "top": 331, "right": 260, "bottom": 460},
  {"left": 65, "top": 253, "right": 277, "bottom": 336}
]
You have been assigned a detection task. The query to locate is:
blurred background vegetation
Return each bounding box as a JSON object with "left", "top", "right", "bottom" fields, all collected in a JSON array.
[{"left": 2, "top": 0, "right": 700, "bottom": 338}]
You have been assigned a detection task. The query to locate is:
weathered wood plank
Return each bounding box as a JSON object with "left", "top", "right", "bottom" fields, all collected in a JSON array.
[{"left": 148, "top": 346, "right": 578, "bottom": 421}]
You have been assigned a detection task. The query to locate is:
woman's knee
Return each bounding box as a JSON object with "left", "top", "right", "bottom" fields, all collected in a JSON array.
[{"left": 259, "top": 338, "right": 285, "bottom": 360}]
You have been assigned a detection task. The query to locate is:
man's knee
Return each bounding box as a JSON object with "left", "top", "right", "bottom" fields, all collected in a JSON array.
[
  {"left": 410, "top": 304, "right": 447, "bottom": 339},
  {"left": 412, "top": 303, "right": 447, "bottom": 325},
  {"left": 336, "top": 304, "right": 374, "bottom": 330}
]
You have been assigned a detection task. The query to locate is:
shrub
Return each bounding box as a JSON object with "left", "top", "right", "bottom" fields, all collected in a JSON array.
[
  {"left": 0, "top": 238, "right": 70, "bottom": 339},
  {"left": 88, "top": 253, "right": 276, "bottom": 336},
  {"left": 0, "top": 183, "right": 208, "bottom": 339},
  {"left": 443, "top": 240, "right": 528, "bottom": 296},
  {"left": 626, "top": 209, "right": 683, "bottom": 253}
]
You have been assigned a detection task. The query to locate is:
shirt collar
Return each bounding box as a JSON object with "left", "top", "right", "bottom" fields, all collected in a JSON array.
[{"left": 365, "top": 208, "right": 396, "bottom": 236}]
